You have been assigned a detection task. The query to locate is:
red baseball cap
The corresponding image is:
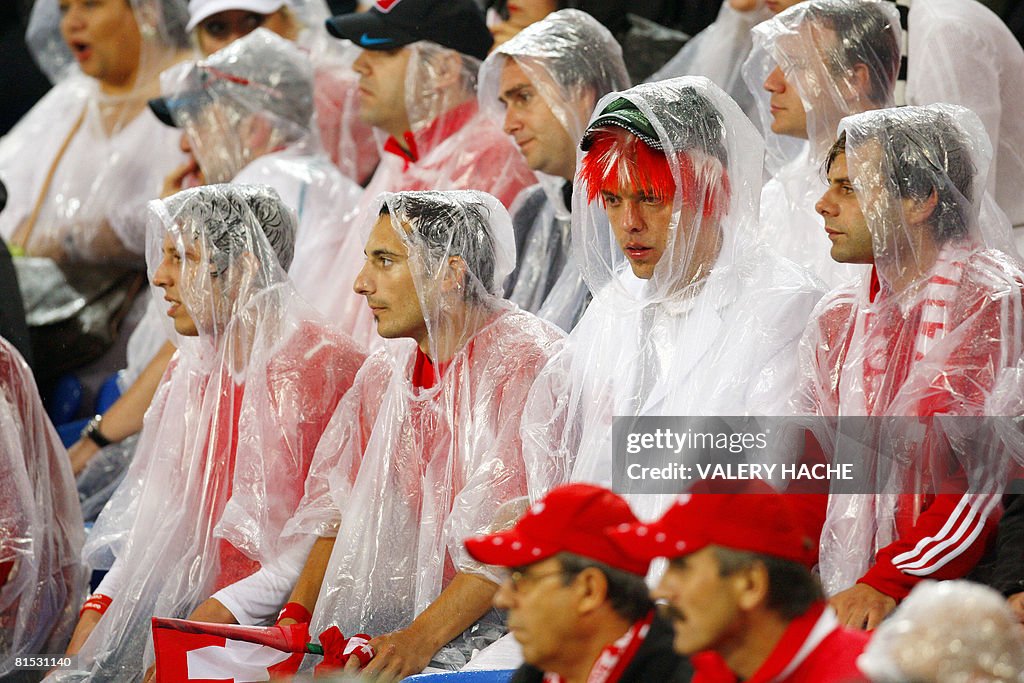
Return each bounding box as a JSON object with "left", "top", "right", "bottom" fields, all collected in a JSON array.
[
  {"left": 607, "top": 493, "right": 816, "bottom": 567},
  {"left": 464, "top": 484, "right": 650, "bottom": 576}
]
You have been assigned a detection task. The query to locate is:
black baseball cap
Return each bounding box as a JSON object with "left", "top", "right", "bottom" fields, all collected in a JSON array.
[{"left": 326, "top": 0, "right": 493, "bottom": 61}]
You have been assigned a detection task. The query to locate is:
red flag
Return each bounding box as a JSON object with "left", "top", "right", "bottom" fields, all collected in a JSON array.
[{"left": 152, "top": 618, "right": 311, "bottom": 682}]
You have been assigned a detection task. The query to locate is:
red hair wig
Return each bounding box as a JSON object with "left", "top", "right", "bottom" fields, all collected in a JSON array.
[{"left": 578, "top": 128, "right": 731, "bottom": 219}]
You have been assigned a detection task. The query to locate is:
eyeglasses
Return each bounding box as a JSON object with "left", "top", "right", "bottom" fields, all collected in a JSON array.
[{"left": 502, "top": 568, "right": 566, "bottom": 594}]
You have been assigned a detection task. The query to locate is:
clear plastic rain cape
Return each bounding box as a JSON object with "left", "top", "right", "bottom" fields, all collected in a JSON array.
[
  {"left": 857, "top": 580, "right": 1024, "bottom": 682},
  {"left": 288, "top": 0, "right": 380, "bottom": 186},
  {"left": 649, "top": 1, "right": 770, "bottom": 125},
  {"left": 0, "top": 0, "right": 190, "bottom": 262},
  {"left": 0, "top": 338, "right": 86, "bottom": 676},
  {"left": 158, "top": 28, "right": 365, "bottom": 323},
  {"left": 797, "top": 105, "right": 1024, "bottom": 596},
  {"left": 743, "top": 0, "right": 901, "bottom": 289},
  {"left": 363, "top": 42, "right": 536, "bottom": 209},
  {"left": 520, "top": 77, "right": 825, "bottom": 522},
  {"left": 478, "top": 9, "right": 629, "bottom": 331},
  {"left": 322, "top": 40, "right": 538, "bottom": 347},
  {"left": 904, "top": 0, "right": 1024, "bottom": 236},
  {"left": 59, "top": 185, "right": 365, "bottom": 680},
  {"left": 285, "top": 190, "right": 563, "bottom": 668}
]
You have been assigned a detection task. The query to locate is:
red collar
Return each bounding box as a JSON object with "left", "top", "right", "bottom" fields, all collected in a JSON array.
[
  {"left": 382, "top": 100, "right": 479, "bottom": 171},
  {"left": 868, "top": 266, "right": 882, "bottom": 302},
  {"left": 691, "top": 602, "right": 829, "bottom": 683},
  {"left": 412, "top": 347, "right": 438, "bottom": 390}
]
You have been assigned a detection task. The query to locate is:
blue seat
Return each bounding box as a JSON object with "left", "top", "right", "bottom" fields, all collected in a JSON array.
[
  {"left": 53, "top": 371, "right": 123, "bottom": 447},
  {"left": 48, "top": 373, "right": 83, "bottom": 426},
  {"left": 403, "top": 671, "right": 515, "bottom": 683},
  {"left": 95, "top": 372, "right": 122, "bottom": 413},
  {"left": 57, "top": 417, "right": 90, "bottom": 448}
]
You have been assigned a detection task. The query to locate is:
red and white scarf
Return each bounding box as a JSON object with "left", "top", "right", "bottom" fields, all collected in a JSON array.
[
  {"left": 542, "top": 611, "right": 655, "bottom": 683},
  {"left": 857, "top": 242, "right": 970, "bottom": 415}
]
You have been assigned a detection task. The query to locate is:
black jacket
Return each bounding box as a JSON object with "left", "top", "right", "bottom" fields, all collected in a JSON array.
[
  {"left": 988, "top": 494, "right": 1024, "bottom": 596},
  {"left": 509, "top": 613, "right": 693, "bottom": 683}
]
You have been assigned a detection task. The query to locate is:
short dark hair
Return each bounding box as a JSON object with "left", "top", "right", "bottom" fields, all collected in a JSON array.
[
  {"left": 825, "top": 111, "right": 975, "bottom": 242},
  {"left": 712, "top": 546, "right": 822, "bottom": 621},
  {"left": 180, "top": 184, "right": 296, "bottom": 274},
  {"left": 809, "top": 0, "right": 900, "bottom": 106},
  {"left": 379, "top": 194, "right": 498, "bottom": 300},
  {"left": 556, "top": 552, "right": 654, "bottom": 623},
  {"left": 824, "top": 130, "right": 848, "bottom": 176}
]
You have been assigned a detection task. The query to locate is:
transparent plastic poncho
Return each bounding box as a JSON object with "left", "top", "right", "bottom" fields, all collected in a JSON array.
[
  {"left": 903, "top": 0, "right": 1024, "bottom": 236},
  {"left": 743, "top": 0, "right": 901, "bottom": 289},
  {"left": 520, "top": 77, "right": 825, "bottom": 521},
  {"left": 360, "top": 41, "right": 537, "bottom": 210},
  {"left": 284, "top": 190, "right": 563, "bottom": 664},
  {"left": 0, "top": 0, "right": 191, "bottom": 262},
  {"left": 288, "top": 0, "right": 380, "bottom": 186},
  {"left": 797, "top": 105, "right": 1024, "bottom": 595},
  {"left": 649, "top": 1, "right": 771, "bottom": 125},
  {"left": 321, "top": 41, "right": 538, "bottom": 348},
  {"left": 0, "top": 338, "right": 86, "bottom": 676},
  {"left": 159, "top": 28, "right": 365, "bottom": 323},
  {"left": 59, "top": 185, "right": 365, "bottom": 679},
  {"left": 478, "top": 9, "right": 629, "bottom": 331},
  {"left": 857, "top": 580, "right": 1024, "bottom": 682}
]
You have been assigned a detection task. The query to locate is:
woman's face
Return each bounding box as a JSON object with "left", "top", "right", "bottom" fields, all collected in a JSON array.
[
  {"left": 504, "top": 0, "right": 559, "bottom": 26},
  {"left": 194, "top": 8, "right": 295, "bottom": 57},
  {"left": 60, "top": 0, "right": 143, "bottom": 88}
]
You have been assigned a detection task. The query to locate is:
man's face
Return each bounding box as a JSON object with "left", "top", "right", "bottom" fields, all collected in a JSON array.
[
  {"left": 352, "top": 47, "right": 413, "bottom": 138},
  {"left": 493, "top": 557, "right": 581, "bottom": 672},
  {"left": 498, "top": 59, "right": 579, "bottom": 181},
  {"left": 601, "top": 182, "right": 676, "bottom": 280},
  {"left": 763, "top": 65, "right": 808, "bottom": 139},
  {"left": 816, "top": 152, "right": 874, "bottom": 264},
  {"left": 195, "top": 9, "right": 294, "bottom": 56},
  {"left": 179, "top": 98, "right": 263, "bottom": 184},
  {"left": 354, "top": 214, "right": 429, "bottom": 347},
  {"left": 178, "top": 133, "right": 206, "bottom": 187},
  {"left": 60, "top": 0, "right": 142, "bottom": 89},
  {"left": 652, "top": 548, "right": 746, "bottom": 656},
  {"left": 152, "top": 234, "right": 201, "bottom": 336}
]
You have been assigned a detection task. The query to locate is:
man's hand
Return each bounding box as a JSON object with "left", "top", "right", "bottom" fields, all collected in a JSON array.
[
  {"left": 162, "top": 158, "right": 202, "bottom": 198},
  {"left": 68, "top": 437, "right": 100, "bottom": 476},
  {"left": 344, "top": 627, "right": 434, "bottom": 683},
  {"left": 186, "top": 597, "right": 238, "bottom": 624},
  {"left": 1008, "top": 591, "right": 1024, "bottom": 634},
  {"left": 829, "top": 583, "right": 897, "bottom": 630}
]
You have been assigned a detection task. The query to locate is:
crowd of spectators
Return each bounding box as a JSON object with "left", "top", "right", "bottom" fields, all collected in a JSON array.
[{"left": 3, "top": 0, "right": 1024, "bottom": 681}]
